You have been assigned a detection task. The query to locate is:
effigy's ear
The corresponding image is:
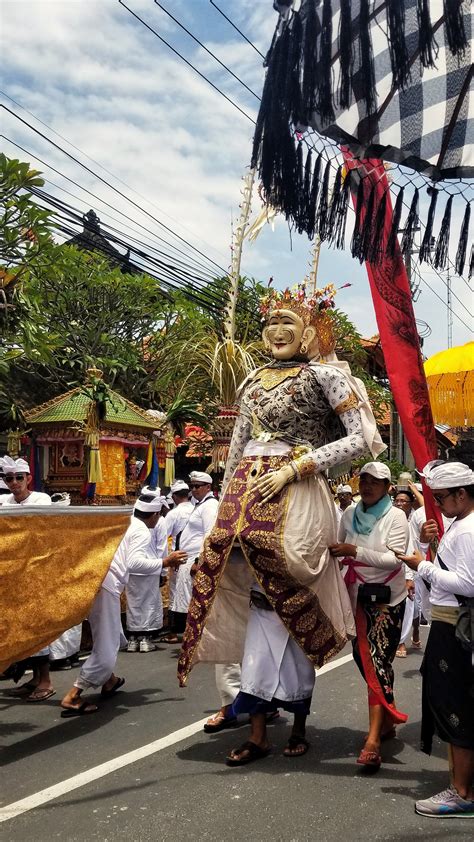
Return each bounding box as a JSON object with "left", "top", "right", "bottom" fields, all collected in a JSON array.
[
  {"left": 303, "top": 324, "right": 317, "bottom": 351},
  {"left": 262, "top": 325, "right": 271, "bottom": 351}
]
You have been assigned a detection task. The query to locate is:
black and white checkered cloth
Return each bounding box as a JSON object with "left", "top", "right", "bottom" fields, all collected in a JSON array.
[{"left": 272, "top": 0, "right": 473, "bottom": 179}]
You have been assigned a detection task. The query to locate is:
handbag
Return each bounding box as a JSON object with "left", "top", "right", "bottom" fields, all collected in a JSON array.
[
  {"left": 358, "top": 582, "right": 391, "bottom": 605},
  {"left": 437, "top": 554, "right": 474, "bottom": 653}
]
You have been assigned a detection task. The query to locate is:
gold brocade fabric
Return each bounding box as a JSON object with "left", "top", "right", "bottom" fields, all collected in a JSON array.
[
  {"left": 96, "top": 442, "right": 126, "bottom": 496},
  {"left": 334, "top": 392, "right": 358, "bottom": 415},
  {"left": 431, "top": 605, "right": 459, "bottom": 626},
  {"left": 0, "top": 510, "right": 130, "bottom": 671},
  {"left": 254, "top": 365, "right": 303, "bottom": 391}
]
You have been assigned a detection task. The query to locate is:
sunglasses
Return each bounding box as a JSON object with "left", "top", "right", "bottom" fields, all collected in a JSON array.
[
  {"left": 189, "top": 483, "right": 207, "bottom": 489},
  {"left": 4, "top": 474, "right": 26, "bottom": 483},
  {"left": 433, "top": 490, "right": 455, "bottom": 505}
]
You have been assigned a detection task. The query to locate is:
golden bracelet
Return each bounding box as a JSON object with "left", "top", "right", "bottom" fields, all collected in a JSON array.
[{"left": 293, "top": 454, "right": 317, "bottom": 480}]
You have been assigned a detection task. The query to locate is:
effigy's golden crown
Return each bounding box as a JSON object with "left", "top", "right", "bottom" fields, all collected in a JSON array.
[{"left": 260, "top": 281, "right": 346, "bottom": 356}]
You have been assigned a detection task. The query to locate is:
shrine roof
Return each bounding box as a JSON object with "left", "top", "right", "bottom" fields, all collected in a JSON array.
[{"left": 25, "top": 387, "right": 157, "bottom": 430}]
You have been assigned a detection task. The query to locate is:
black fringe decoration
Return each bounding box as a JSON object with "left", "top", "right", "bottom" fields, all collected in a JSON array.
[
  {"left": 443, "top": 0, "right": 467, "bottom": 56},
  {"left": 359, "top": 0, "right": 377, "bottom": 116},
  {"left": 294, "top": 141, "right": 304, "bottom": 233},
  {"left": 417, "top": 0, "right": 438, "bottom": 68},
  {"left": 359, "top": 183, "right": 377, "bottom": 261},
  {"left": 454, "top": 201, "right": 471, "bottom": 277},
  {"left": 300, "top": 0, "right": 318, "bottom": 124},
  {"left": 433, "top": 196, "right": 453, "bottom": 270},
  {"left": 326, "top": 164, "right": 343, "bottom": 237},
  {"left": 350, "top": 177, "right": 366, "bottom": 262},
  {"left": 332, "top": 168, "right": 352, "bottom": 250},
  {"left": 307, "top": 152, "right": 322, "bottom": 239},
  {"left": 387, "top": 187, "right": 405, "bottom": 258},
  {"left": 419, "top": 188, "right": 439, "bottom": 264},
  {"left": 316, "top": 159, "right": 332, "bottom": 241},
  {"left": 367, "top": 189, "right": 388, "bottom": 264},
  {"left": 386, "top": 0, "right": 411, "bottom": 89},
  {"left": 469, "top": 245, "right": 473, "bottom": 281},
  {"left": 401, "top": 188, "right": 420, "bottom": 259},
  {"left": 317, "top": 0, "right": 335, "bottom": 124},
  {"left": 338, "top": 0, "right": 353, "bottom": 108}
]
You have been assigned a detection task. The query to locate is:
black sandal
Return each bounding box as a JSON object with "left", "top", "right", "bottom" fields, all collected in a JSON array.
[
  {"left": 100, "top": 677, "right": 125, "bottom": 698},
  {"left": 226, "top": 740, "right": 271, "bottom": 767},
  {"left": 283, "top": 735, "right": 310, "bottom": 757},
  {"left": 61, "top": 701, "right": 99, "bottom": 718}
]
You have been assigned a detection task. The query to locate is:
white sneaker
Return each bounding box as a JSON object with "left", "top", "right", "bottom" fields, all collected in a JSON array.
[
  {"left": 127, "top": 637, "right": 139, "bottom": 653},
  {"left": 415, "top": 786, "right": 474, "bottom": 818},
  {"left": 139, "top": 639, "right": 158, "bottom": 653}
]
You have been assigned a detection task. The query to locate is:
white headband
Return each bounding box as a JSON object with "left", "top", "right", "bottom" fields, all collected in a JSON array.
[
  {"left": 419, "top": 460, "right": 474, "bottom": 490},
  {"left": 135, "top": 493, "right": 163, "bottom": 513},
  {"left": 0, "top": 456, "right": 30, "bottom": 474}
]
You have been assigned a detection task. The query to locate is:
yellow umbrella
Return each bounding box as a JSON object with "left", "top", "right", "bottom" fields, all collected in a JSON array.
[{"left": 424, "top": 342, "right": 474, "bottom": 427}]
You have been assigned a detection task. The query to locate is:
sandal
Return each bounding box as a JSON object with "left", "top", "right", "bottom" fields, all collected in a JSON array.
[
  {"left": 411, "top": 639, "right": 422, "bottom": 649},
  {"left": 25, "top": 688, "right": 56, "bottom": 703},
  {"left": 204, "top": 710, "right": 238, "bottom": 733},
  {"left": 283, "top": 735, "right": 310, "bottom": 757},
  {"left": 100, "top": 677, "right": 125, "bottom": 698},
  {"left": 7, "top": 681, "right": 38, "bottom": 697},
  {"left": 357, "top": 747, "right": 382, "bottom": 770},
  {"left": 395, "top": 645, "right": 407, "bottom": 658},
  {"left": 226, "top": 740, "right": 271, "bottom": 767},
  {"left": 61, "top": 701, "right": 99, "bottom": 718},
  {"left": 160, "top": 635, "right": 180, "bottom": 644}
]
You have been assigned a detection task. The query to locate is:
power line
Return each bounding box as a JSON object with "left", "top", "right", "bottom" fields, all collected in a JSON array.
[
  {"left": 117, "top": 1, "right": 256, "bottom": 125},
  {"left": 209, "top": 0, "right": 265, "bottom": 59},
  {"left": 2, "top": 135, "right": 220, "bottom": 280},
  {"left": 1, "top": 104, "right": 228, "bottom": 275},
  {"left": 154, "top": 1, "right": 260, "bottom": 100},
  {"left": 0, "top": 89, "right": 231, "bottom": 267}
]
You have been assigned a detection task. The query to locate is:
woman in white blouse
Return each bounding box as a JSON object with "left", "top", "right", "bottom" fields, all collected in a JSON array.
[
  {"left": 330, "top": 461, "right": 409, "bottom": 771},
  {"left": 400, "top": 460, "right": 474, "bottom": 819}
]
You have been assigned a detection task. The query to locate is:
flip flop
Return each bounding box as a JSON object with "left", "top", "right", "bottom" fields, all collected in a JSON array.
[
  {"left": 283, "top": 735, "right": 310, "bottom": 757},
  {"left": 411, "top": 639, "right": 423, "bottom": 649},
  {"left": 100, "top": 677, "right": 125, "bottom": 698},
  {"left": 204, "top": 712, "right": 238, "bottom": 733},
  {"left": 25, "top": 688, "right": 56, "bottom": 703},
  {"left": 395, "top": 647, "right": 407, "bottom": 658},
  {"left": 7, "top": 681, "right": 37, "bottom": 697},
  {"left": 357, "top": 748, "right": 382, "bottom": 770},
  {"left": 159, "top": 635, "right": 180, "bottom": 644},
  {"left": 61, "top": 701, "right": 99, "bottom": 718},
  {"left": 226, "top": 740, "right": 271, "bottom": 767}
]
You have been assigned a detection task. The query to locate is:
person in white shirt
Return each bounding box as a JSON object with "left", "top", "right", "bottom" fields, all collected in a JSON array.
[
  {"left": 1, "top": 456, "right": 56, "bottom": 701},
  {"left": 161, "top": 472, "right": 218, "bottom": 644},
  {"left": 399, "top": 460, "right": 474, "bottom": 819},
  {"left": 334, "top": 483, "right": 355, "bottom": 525},
  {"left": 60, "top": 493, "right": 187, "bottom": 716},
  {"left": 330, "top": 461, "right": 409, "bottom": 772},
  {"left": 126, "top": 486, "right": 169, "bottom": 653},
  {"left": 160, "top": 480, "right": 195, "bottom": 643}
]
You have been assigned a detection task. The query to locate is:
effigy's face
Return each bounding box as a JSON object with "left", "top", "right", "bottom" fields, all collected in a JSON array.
[{"left": 263, "top": 309, "right": 306, "bottom": 360}]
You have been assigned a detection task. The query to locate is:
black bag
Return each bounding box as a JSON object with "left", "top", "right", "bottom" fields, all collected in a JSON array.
[
  {"left": 437, "top": 554, "right": 474, "bottom": 653},
  {"left": 358, "top": 583, "right": 391, "bottom": 606}
]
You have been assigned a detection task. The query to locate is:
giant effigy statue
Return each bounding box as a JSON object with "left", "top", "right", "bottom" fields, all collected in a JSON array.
[{"left": 178, "top": 284, "right": 386, "bottom": 762}]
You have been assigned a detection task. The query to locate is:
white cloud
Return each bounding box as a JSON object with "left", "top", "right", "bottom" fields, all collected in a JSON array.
[{"left": 2, "top": 0, "right": 471, "bottom": 357}]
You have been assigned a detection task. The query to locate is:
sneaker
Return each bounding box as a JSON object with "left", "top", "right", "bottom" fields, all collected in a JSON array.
[
  {"left": 127, "top": 637, "right": 139, "bottom": 653},
  {"left": 415, "top": 786, "right": 474, "bottom": 818},
  {"left": 139, "top": 639, "right": 158, "bottom": 653}
]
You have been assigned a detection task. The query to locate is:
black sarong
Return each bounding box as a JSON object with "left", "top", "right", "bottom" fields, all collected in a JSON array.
[{"left": 421, "top": 620, "right": 474, "bottom": 754}]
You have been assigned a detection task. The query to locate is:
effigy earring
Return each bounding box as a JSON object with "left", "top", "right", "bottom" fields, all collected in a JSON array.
[{"left": 300, "top": 343, "right": 308, "bottom": 355}]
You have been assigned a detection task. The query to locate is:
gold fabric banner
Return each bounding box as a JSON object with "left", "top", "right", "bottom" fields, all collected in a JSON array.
[
  {"left": 96, "top": 441, "right": 125, "bottom": 496},
  {"left": 0, "top": 509, "right": 130, "bottom": 672}
]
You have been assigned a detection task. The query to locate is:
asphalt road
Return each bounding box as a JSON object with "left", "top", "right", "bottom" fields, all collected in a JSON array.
[{"left": 0, "top": 627, "right": 470, "bottom": 842}]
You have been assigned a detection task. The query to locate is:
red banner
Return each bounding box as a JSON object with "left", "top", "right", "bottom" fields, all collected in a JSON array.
[{"left": 343, "top": 151, "right": 442, "bottom": 530}]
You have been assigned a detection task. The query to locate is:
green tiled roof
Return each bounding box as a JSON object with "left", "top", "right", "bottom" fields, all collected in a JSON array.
[{"left": 25, "top": 387, "right": 157, "bottom": 430}]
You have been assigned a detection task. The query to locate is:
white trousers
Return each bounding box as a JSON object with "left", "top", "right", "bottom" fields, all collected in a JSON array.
[
  {"left": 75, "top": 589, "right": 122, "bottom": 691},
  {"left": 240, "top": 605, "right": 315, "bottom": 703},
  {"left": 49, "top": 624, "right": 82, "bottom": 661},
  {"left": 215, "top": 663, "right": 241, "bottom": 707}
]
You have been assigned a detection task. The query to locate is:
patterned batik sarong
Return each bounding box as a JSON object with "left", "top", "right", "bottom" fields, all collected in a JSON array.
[
  {"left": 352, "top": 599, "right": 408, "bottom": 726},
  {"left": 178, "top": 454, "right": 351, "bottom": 686}
]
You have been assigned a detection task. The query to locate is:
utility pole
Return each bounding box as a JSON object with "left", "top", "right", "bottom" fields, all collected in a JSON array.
[{"left": 447, "top": 270, "right": 453, "bottom": 348}]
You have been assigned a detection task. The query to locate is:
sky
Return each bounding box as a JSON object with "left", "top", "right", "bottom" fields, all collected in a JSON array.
[{"left": 2, "top": 0, "right": 472, "bottom": 357}]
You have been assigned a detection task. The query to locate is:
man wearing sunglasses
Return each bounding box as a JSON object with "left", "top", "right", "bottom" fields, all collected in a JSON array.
[
  {"left": 1, "top": 455, "right": 55, "bottom": 701},
  {"left": 162, "top": 471, "right": 218, "bottom": 644},
  {"left": 0, "top": 456, "right": 51, "bottom": 507}
]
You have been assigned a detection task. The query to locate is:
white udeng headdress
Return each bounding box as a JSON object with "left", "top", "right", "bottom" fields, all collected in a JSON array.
[
  {"left": 419, "top": 460, "right": 474, "bottom": 490},
  {"left": 0, "top": 456, "right": 30, "bottom": 474}
]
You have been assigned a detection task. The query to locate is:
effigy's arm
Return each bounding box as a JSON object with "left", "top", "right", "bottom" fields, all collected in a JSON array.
[
  {"left": 295, "top": 368, "right": 367, "bottom": 478},
  {"left": 221, "top": 412, "right": 252, "bottom": 495}
]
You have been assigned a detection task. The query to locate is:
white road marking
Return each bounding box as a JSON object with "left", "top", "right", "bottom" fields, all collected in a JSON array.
[{"left": 0, "top": 652, "right": 352, "bottom": 823}]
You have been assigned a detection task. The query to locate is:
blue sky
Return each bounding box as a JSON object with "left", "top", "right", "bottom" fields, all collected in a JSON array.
[{"left": 2, "top": 0, "right": 472, "bottom": 357}]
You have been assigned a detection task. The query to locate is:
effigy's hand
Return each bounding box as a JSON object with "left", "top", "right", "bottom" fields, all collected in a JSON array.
[{"left": 255, "top": 465, "right": 295, "bottom": 504}]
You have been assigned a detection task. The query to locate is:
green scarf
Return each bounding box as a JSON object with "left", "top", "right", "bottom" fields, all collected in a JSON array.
[{"left": 352, "top": 494, "right": 392, "bottom": 536}]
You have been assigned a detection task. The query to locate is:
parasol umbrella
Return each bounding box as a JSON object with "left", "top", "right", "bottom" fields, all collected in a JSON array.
[
  {"left": 424, "top": 341, "right": 474, "bottom": 426},
  {"left": 252, "top": 0, "right": 473, "bottom": 274}
]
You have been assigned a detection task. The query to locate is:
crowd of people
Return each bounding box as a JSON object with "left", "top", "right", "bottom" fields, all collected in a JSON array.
[{"left": 1, "top": 285, "right": 473, "bottom": 821}]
